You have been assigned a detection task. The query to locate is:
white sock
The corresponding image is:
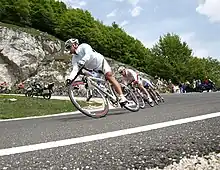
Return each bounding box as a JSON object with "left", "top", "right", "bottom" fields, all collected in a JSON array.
[{"left": 119, "top": 94, "right": 124, "bottom": 98}]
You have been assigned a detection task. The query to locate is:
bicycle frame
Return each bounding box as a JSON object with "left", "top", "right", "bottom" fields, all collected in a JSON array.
[
  {"left": 86, "top": 76, "right": 118, "bottom": 102},
  {"left": 71, "top": 66, "right": 118, "bottom": 103},
  {"left": 68, "top": 66, "right": 140, "bottom": 116}
]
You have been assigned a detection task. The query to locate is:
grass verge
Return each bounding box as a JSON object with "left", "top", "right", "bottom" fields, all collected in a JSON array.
[{"left": 0, "top": 95, "right": 101, "bottom": 119}]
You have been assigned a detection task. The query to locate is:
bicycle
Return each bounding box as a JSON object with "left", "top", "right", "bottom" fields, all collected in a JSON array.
[
  {"left": 67, "top": 65, "right": 140, "bottom": 118},
  {"left": 126, "top": 82, "right": 155, "bottom": 107},
  {"left": 137, "top": 87, "right": 155, "bottom": 107},
  {"left": 146, "top": 86, "right": 164, "bottom": 103},
  {"left": 146, "top": 87, "right": 159, "bottom": 105},
  {"left": 126, "top": 83, "right": 146, "bottom": 109}
]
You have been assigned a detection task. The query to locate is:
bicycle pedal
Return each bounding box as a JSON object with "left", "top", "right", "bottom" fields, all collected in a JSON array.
[{"left": 119, "top": 101, "right": 128, "bottom": 107}]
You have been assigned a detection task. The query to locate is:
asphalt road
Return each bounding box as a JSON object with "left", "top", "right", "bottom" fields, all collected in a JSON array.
[{"left": 0, "top": 92, "right": 220, "bottom": 169}]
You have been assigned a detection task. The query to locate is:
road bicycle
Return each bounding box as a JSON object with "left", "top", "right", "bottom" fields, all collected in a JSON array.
[
  {"left": 128, "top": 83, "right": 157, "bottom": 107},
  {"left": 67, "top": 66, "right": 140, "bottom": 118},
  {"left": 126, "top": 83, "right": 146, "bottom": 109},
  {"left": 144, "top": 85, "right": 164, "bottom": 104}
]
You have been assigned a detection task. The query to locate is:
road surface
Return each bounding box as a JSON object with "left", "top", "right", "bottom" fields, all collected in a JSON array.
[{"left": 0, "top": 92, "right": 220, "bottom": 169}]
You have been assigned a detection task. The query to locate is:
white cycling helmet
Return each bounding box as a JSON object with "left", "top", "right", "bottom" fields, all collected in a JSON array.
[
  {"left": 118, "top": 66, "right": 125, "bottom": 74},
  {"left": 64, "top": 38, "right": 79, "bottom": 50}
]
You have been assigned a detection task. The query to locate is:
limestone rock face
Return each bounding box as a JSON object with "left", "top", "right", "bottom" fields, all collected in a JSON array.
[
  {"left": 0, "top": 25, "right": 69, "bottom": 87},
  {"left": 0, "top": 24, "right": 167, "bottom": 93}
]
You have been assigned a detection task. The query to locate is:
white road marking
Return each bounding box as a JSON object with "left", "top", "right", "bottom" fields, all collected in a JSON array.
[
  {"left": 0, "top": 107, "right": 117, "bottom": 122},
  {"left": 0, "top": 111, "right": 81, "bottom": 122},
  {"left": 0, "top": 111, "right": 220, "bottom": 156}
]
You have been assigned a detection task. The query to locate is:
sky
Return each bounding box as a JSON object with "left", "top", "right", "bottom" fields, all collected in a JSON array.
[{"left": 60, "top": 0, "right": 220, "bottom": 60}]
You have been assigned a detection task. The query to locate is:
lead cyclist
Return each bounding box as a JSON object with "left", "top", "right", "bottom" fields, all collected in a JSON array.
[{"left": 64, "top": 38, "right": 127, "bottom": 105}]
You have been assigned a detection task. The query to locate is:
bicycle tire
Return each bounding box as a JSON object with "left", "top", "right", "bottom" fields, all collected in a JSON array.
[
  {"left": 157, "top": 93, "right": 164, "bottom": 102},
  {"left": 68, "top": 80, "right": 109, "bottom": 118},
  {"left": 110, "top": 83, "right": 140, "bottom": 112},
  {"left": 142, "top": 92, "right": 155, "bottom": 107},
  {"left": 134, "top": 89, "right": 146, "bottom": 109},
  {"left": 43, "top": 93, "right": 51, "bottom": 100},
  {"left": 148, "top": 89, "right": 159, "bottom": 105}
]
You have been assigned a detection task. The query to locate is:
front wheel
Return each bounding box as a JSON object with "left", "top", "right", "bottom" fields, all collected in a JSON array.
[
  {"left": 156, "top": 92, "right": 164, "bottom": 102},
  {"left": 134, "top": 89, "right": 145, "bottom": 109},
  {"left": 43, "top": 93, "right": 51, "bottom": 100},
  {"left": 118, "top": 83, "right": 140, "bottom": 112},
  {"left": 142, "top": 92, "right": 155, "bottom": 107},
  {"left": 68, "top": 80, "right": 109, "bottom": 118},
  {"left": 148, "top": 89, "right": 159, "bottom": 105}
]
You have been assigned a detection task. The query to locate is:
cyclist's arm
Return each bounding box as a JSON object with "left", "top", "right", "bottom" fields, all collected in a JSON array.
[{"left": 68, "top": 57, "right": 79, "bottom": 80}]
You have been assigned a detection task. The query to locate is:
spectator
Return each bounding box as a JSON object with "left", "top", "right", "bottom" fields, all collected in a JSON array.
[
  {"left": 179, "top": 82, "right": 183, "bottom": 93},
  {"left": 17, "top": 82, "right": 25, "bottom": 90},
  {"left": 0, "top": 81, "right": 7, "bottom": 90},
  {"left": 192, "top": 79, "right": 196, "bottom": 90}
]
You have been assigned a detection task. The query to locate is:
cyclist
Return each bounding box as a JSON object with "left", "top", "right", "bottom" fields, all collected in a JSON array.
[
  {"left": 142, "top": 77, "right": 163, "bottom": 101},
  {"left": 118, "top": 66, "right": 153, "bottom": 104},
  {"left": 64, "top": 38, "right": 127, "bottom": 104}
]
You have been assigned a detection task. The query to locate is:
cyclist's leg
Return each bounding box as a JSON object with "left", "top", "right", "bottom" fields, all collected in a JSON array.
[
  {"left": 106, "top": 73, "right": 124, "bottom": 93},
  {"left": 136, "top": 77, "right": 153, "bottom": 103},
  {"left": 102, "top": 59, "right": 127, "bottom": 103},
  {"left": 138, "top": 83, "right": 153, "bottom": 103}
]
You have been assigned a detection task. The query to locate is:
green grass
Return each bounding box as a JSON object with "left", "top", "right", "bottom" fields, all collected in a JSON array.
[{"left": 0, "top": 95, "right": 101, "bottom": 119}]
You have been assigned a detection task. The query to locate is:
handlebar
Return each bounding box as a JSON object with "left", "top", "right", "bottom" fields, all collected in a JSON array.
[{"left": 72, "top": 65, "right": 102, "bottom": 82}]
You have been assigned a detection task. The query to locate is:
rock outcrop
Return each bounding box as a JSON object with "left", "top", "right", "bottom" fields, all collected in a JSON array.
[
  {"left": 0, "top": 23, "right": 70, "bottom": 86},
  {"left": 0, "top": 23, "right": 168, "bottom": 93}
]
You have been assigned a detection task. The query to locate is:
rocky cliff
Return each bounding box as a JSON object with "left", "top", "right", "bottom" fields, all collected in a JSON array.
[
  {"left": 0, "top": 23, "right": 166, "bottom": 93},
  {"left": 0, "top": 23, "right": 72, "bottom": 86}
]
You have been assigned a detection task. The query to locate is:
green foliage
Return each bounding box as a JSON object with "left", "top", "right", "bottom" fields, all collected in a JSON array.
[
  {"left": 149, "top": 33, "right": 220, "bottom": 86},
  {"left": 150, "top": 33, "right": 193, "bottom": 83},
  {"left": 1, "top": 0, "right": 31, "bottom": 26},
  {"left": 0, "top": 0, "right": 220, "bottom": 87}
]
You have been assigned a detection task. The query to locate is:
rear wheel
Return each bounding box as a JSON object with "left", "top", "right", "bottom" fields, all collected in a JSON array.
[
  {"left": 68, "top": 80, "right": 109, "bottom": 118},
  {"left": 43, "top": 93, "right": 51, "bottom": 100}
]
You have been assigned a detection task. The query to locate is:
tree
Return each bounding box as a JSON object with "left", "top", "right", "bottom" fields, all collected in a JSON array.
[
  {"left": 150, "top": 33, "right": 193, "bottom": 83},
  {"left": 13, "top": 0, "right": 31, "bottom": 25},
  {"left": 0, "top": 0, "right": 31, "bottom": 25},
  {"left": 1, "top": 0, "right": 219, "bottom": 87},
  {"left": 29, "top": 0, "right": 56, "bottom": 34}
]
